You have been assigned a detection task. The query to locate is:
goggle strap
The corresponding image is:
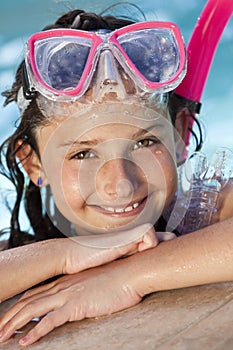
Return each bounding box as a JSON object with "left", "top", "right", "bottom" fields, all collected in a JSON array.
[
  {"left": 22, "top": 63, "right": 38, "bottom": 100},
  {"left": 170, "top": 93, "right": 202, "bottom": 116},
  {"left": 169, "top": 92, "right": 203, "bottom": 151}
]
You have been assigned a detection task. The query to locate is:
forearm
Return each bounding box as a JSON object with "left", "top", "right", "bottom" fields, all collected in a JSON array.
[
  {"left": 0, "top": 239, "right": 66, "bottom": 302},
  {"left": 129, "top": 218, "right": 233, "bottom": 296},
  {"left": 0, "top": 224, "right": 158, "bottom": 302}
]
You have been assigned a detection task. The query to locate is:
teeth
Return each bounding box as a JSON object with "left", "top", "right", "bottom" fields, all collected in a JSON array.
[
  {"left": 105, "top": 207, "right": 115, "bottom": 213},
  {"left": 102, "top": 202, "right": 140, "bottom": 213},
  {"left": 114, "top": 208, "right": 125, "bottom": 213},
  {"left": 124, "top": 206, "right": 133, "bottom": 212}
]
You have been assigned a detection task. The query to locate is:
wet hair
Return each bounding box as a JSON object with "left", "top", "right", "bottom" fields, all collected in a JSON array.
[
  {"left": 0, "top": 5, "right": 203, "bottom": 248},
  {"left": 168, "top": 92, "right": 203, "bottom": 152}
]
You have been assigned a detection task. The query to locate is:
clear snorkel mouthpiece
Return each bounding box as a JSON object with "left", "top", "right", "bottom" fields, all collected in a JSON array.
[{"left": 165, "top": 148, "right": 233, "bottom": 234}]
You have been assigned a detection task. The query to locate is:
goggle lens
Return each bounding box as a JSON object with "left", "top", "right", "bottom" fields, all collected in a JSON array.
[
  {"left": 34, "top": 37, "right": 92, "bottom": 91},
  {"left": 118, "top": 28, "right": 180, "bottom": 83}
]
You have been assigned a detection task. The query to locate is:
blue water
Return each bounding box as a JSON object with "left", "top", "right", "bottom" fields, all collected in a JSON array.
[{"left": 0, "top": 0, "right": 232, "bottom": 231}]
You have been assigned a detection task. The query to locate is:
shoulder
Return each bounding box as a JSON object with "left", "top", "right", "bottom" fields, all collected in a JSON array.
[{"left": 215, "top": 178, "right": 233, "bottom": 222}]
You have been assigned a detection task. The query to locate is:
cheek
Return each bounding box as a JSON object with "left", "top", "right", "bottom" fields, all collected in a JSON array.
[
  {"left": 145, "top": 145, "right": 177, "bottom": 196},
  {"left": 46, "top": 162, "right": 87, "bottom": 226},
  {"left": 132, "top": 144, "right": 177, "bottom": 189},
  {"left": 156, "top": 150, "right": 178, "bottom": 202},
  {"left": 42, "top": 156, "right": 84, "bottom": 211},
  {"left": 59, "top": 162, "right": 85, "bottom": 206}
]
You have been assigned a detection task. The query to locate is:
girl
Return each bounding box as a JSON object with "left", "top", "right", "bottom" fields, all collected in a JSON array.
[{"left": 0, "top": 6, "right": 233, "bottom": 346}]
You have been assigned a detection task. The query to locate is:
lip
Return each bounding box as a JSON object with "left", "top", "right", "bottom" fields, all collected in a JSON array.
[{"left": 90, "top": 196, "right": 148, "bottom": 217}]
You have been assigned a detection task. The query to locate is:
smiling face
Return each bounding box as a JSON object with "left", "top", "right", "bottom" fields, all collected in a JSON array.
[{"left": 32, "top": 102, "right": 178, "bottom": 235}]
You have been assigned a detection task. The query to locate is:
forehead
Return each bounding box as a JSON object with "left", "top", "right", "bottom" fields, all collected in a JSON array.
[
  {"left": 37, "top": 92, "right": 168, "bottom": 118},
  {"left": 40, "top": 102, "right": 170, "bottom": 134},
  {"left": 36, "top": 117, "right": 175, "bottom": 162}
]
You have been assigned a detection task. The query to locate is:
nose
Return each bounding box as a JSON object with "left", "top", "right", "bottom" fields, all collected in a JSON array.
[
  {"left": 91, "top": 50, "right": 134, "bottom": 100},
  {"left": 96, "top": 158, "right": 142, "bottom": 202}
]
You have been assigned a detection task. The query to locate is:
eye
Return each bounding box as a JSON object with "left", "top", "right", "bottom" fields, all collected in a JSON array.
[
  {"left": 70, "top": 150, "right": 95, "bottom": 160},
  {"left": 133, "top": 138, "right": 160, "bottom": 150}
]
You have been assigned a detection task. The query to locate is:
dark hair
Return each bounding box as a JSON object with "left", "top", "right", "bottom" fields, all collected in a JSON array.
[
  {"left": 0, "top": 8, "right": 138, "bottom": 249},
  {"left": 168, "top": 92, "right": 203, "bottom": 152}
]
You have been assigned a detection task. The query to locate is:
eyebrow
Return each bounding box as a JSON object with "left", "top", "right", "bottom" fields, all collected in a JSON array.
[
  {"left": 59, "top": 123, "right": 164, "bottom": 149},
  {"left": 131, "top": 124, "right": 163, "bottom": 139},
  {"left": 59, "top": 138, "right": 102, "bottom": 149}
]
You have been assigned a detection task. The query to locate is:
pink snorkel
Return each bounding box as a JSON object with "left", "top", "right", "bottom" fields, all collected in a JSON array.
[{"left": 173, "top": 0, "right": 233, "bottom": 149}]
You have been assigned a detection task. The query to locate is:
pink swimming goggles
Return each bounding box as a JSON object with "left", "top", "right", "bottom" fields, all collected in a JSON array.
[{"left": 23, "top": 21, "right": 186, "bottom": 101}]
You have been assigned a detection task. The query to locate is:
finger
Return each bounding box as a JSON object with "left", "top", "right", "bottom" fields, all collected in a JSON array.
[
  {"left": 19, "top": 274, "right": 78, "bottom": 304},
  {"left": 19, "top": 280, "right": 57, "bottom": 300},
  {"left": 19, "top": 308, "right": 71, "bottom": 346},
  {"left": 0, "top": 294, "right": 62, "bottom": 342},
  {"left": 0, "top": 283, "right": 58, "bottom": 328},
  {"left": 18, "top": 274, "right": 76, "bottom": 303},
  {"left": 156, "top": 231, "right": 177, "bottom": 242},
  {"left": 76, "top": 223, "right": 153, "bottom": 249},
  {"left": 0, "top": 298, "right": 28, "bottom": 330},
  {"left": 19, "top": 298, "right": 87, "bottom": 346},
  {"left": 71, "top": 225, "right": 155, "bottom": 270},
  {"left": 138, "top": 228, "right": 159, "bottom": 252}
]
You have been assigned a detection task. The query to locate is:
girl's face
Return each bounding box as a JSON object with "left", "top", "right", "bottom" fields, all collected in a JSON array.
[{"left": 35, "top": 103, "right": 178, "bottom": 235}]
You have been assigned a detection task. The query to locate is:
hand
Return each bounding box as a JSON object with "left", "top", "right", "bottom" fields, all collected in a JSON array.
[
  {"left": 0, "top": 223, "right": 159, "bottom": 303},
  {"left": 62, "top": 223, "right": 161, "bottom": 274},
  {"left": 0, "top": 258, "right": 142, "bottom": 346},
  {"left": 0, "top": 229, "right": 176, "bottom": 346}
]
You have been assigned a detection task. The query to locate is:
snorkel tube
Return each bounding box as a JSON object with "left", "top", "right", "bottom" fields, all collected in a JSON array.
[{"left": 173, "top": 0, "right": 233, "bottom": 151}]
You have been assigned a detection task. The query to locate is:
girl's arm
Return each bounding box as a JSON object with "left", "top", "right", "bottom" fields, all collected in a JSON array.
[
  {"left": 0, "top": 224, "right": 160, "bottom": 302},
  {"left": 0, "top": 239, "right": 67, "bottom": 302},
  {"left": 0, "top": 217, "right": 233, "bottom": 346},
  {"left": 134, "top": 217, "right": 233, "bottom": 296}
]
